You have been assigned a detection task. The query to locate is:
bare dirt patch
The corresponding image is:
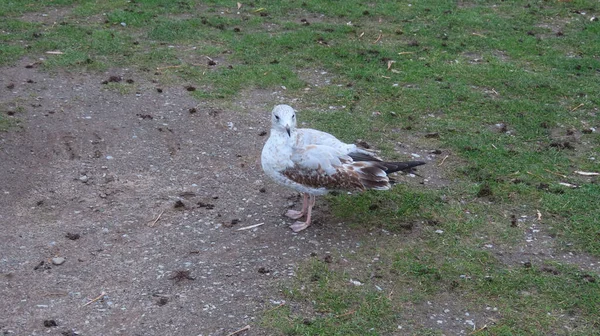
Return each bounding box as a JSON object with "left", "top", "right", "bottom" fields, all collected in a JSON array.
[{"left": 0, "top": 60, "right": 375, "bottom": 336}]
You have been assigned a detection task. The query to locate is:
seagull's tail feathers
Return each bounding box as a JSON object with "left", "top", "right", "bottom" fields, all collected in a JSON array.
[
  {"left": 350, "top": 161, "right": 425, "bottom": 191},
  {"left": 349, "top": 162, "right": 393, "bottom": 191}
]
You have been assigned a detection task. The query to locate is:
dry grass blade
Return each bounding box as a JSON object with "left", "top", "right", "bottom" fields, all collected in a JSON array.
[
  {"left": 544, "top": 169, "right": 567, "bottom": 178},
  {"left": 574, "top": 171, "right": 599, "bottom": 176},
  {"left": 373, "top": 33, "right": 382, "bottom": 44}
]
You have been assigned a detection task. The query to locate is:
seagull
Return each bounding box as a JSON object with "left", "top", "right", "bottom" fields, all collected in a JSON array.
[{"left": 261, "top": 105, "right": 425, "bottom": 232}]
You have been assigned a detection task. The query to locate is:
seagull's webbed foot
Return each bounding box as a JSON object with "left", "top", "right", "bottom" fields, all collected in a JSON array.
[
  {"left": 290, "top": 221, "right": 311, "bottom": 232},
  {"left": 285, "top": 193, "right": 309, "bottom": 219},
  {"left": 289, "top": 194, "right": 315, "bottom": 233},
  {"left": 285, "top": 209, "right": 304, "bottom": 219}
]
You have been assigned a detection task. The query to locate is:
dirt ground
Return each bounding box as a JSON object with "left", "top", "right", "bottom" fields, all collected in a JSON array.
[{"left": 0, "top": 60, "right": 441, "bottom": 336}]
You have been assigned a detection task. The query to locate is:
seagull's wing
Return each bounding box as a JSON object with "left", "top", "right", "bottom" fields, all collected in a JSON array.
[
  {"left": 281, "top": 144, "right": 390, "bottom": 191},
  {"left": 297, "top": 128, "right": 382, "bottom": 161}
]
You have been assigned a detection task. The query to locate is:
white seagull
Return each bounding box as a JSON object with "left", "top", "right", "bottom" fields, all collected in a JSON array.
[{"left": 261, "top": 105, "right": 425, "bottom": 232}]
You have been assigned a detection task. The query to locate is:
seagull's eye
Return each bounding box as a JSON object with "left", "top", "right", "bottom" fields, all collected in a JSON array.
[
  {"left": 292, "top": 114, "right": 295, "bottom": 119},
  {"left": 275, "top": 115, "right": 280, "bottom": 121}
]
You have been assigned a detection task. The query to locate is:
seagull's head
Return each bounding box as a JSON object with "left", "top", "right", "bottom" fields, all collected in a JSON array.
[{"left": 271, "top": 104, "right": 296, "bottom": 137}]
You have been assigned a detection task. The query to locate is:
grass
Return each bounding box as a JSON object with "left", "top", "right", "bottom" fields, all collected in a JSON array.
[{"left": 2, "top": 0, "right": 599, "bottom": 334}]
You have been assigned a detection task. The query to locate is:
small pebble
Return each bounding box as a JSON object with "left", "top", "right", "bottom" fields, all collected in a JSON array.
[{"left": 52, "top": 257, "right": 65, "bottom": 265}]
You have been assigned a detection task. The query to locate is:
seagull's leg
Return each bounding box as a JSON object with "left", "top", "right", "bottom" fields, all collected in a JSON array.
[
  {"left": 290, "top": 194, "right": 316, "bottom": 232},
  {"left": 285, "top": 193, "right": 308, "bottom": 219}
]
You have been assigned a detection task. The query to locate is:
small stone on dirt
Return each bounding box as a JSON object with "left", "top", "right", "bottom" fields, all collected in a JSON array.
[
  {"left": 259, "top": 187, "right": 266, "bottom": 193},
  {"left": 169, "top": 270, "right": 195, "bottom": 283},
  {"left": 6, "top": 83, "right": 15, "bottom": 89},
  {"left": 582, "top": 274, "right": 596, "bottom": 283},
  {"left": 510, "top": 214, "right": 518, "bottom": 227},
  {"left": 257, "top": 267, "right": 270, "bottom": 274},
  {"left": 61, "top": 331, "right": 79, "bottom": 336},
  {"left": 43, "top": 320, "right": 58, "bottom": 327},
  {"left": 197, "top": 201, "right": 214, "bottom": 209},
  {"left": 156, "top": 88, "right": 163, "bottom": 93},
  {"left": 258, "top": 131, "right": 267, "bottom": 136},
  {"left": 156, "top": 297, "right": 169, "bottom": 306},
  {"left": 541, "top": 266, "right": 560, "bottom": 275},
  {"left": 185, "top": 86, "right": 196, "bottom": 91},
  {"left": 173, "top": 200, "right": 185, "bottom": 209},
  {"left": 78, "top": 175, "right": 89, "bottom": 183},
  {"left": 323, "top": 255, "right": 333, "bottom": 263},
  {"left": 52, "top": 257, "right": 66, "bottom": 265},
  {"left": 355, "top": 140, "right": 371, "bottom": 149},
  {"left": 136, "top": 114, "right": 153, "bottom": 120},
  {"left": 34, "top": 261, "right": 50, "bottom": 270},
  {"left": 65, "top": 232, "right": 80, "bottom": 240},
  {"left": 582, "top": 128, "right": 593, "bottom": 134},
  {"left": 189, "top": 107, "right": 197, "bottom": 114},
  {"left": 425, "top": 132, "right": 440, "bottom": 138},
  {"left": 476, "top": 183, "right": 493, "bottom": 197},
  {"left": 108, "top": 75, "right": 122, "bottom": 83}
]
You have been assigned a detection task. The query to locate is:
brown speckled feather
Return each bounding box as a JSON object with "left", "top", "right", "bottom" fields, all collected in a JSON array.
[{"left": 282, "top": 160, "right": 391, "bottom": 192}]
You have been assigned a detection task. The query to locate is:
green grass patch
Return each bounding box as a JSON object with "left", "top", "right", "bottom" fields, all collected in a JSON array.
[{"left": 4, "top": 0, "right": 600, "bottom": 334}]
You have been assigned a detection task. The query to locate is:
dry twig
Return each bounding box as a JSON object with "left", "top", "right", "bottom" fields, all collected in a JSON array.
[
  {"left": 82, "top": 291, "right": 106, "bottom": 307},
  {"left": 156, "top": 65, "right": 183, "bottom": 71},
  {"left": 226, "top": 325, "right": 250, "bottom": 336},
  {"left": 438, "top": 155, "right": 449, "bottom": 166},
  {"left": 335, "top": 310, "right": 356, "bottom": 318},
  {"left": 575, "top": 171, "right": 599, "bottom": 176},
  {"left": 469, "top": 325, "right": 488, "bottom": 335},
  {"left": 236, "top": 223, "right": 265, "bottom": 231},
  {"left": 570, "top": 103, "right": 584, "bottom": 112},
  {"left": 148, "top": 210, "right": 165, "bottom": 227},
  {"left": 264, "top": 302, "right": 286, "bottom": 313},
  {"left": 536, "top": 210, "right": 542, "bottom": 221}
]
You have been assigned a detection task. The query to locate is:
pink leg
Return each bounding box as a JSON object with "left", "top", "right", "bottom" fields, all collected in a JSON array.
[
  {"left": 285, "top": 193, "right": 308, "bottom": 219},
  {"left": 290, "top": 194, "right": 316, "bottom": 232}
]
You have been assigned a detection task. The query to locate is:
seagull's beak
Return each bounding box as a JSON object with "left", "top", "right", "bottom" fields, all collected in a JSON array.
[{"left": 285, "top": 125, "right": 291, "bottom": 137}]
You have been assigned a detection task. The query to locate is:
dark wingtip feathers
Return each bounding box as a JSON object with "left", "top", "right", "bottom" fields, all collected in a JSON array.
[{"left": 382, "top": 161, "right": 426, "bottom": 174}]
